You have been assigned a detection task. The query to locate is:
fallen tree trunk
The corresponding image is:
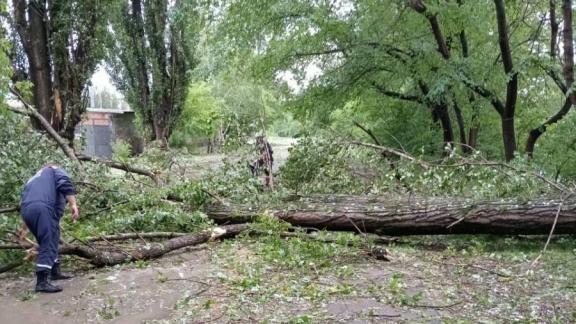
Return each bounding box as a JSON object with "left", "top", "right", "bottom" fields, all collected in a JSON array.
[
  {"left": 1, "top": 225, "right": 248, "bottom": 268},
  {"left": 205, "top": 195, "right": 576, "bottom": 235},
  {"left": 69, "top": 224, "right": 248, "bottom": 266}
]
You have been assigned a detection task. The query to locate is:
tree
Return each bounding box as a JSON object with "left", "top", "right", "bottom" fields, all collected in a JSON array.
[
  {"left": 217, "top": 0, "right": 567, "bottom": 162},
  {"left": 107, "top": 0, "right": 199, "bottom": 143},
  {"left": 9, "top": 0, "right": 110, "bottom": 142},
  {"left": 525, "top": 0, "right": 575, "bottom": 157}
]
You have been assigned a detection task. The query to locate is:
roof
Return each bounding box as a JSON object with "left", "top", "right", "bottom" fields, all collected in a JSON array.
[{"left": 86, "top": 108, "right": 134, "bottom": 114}]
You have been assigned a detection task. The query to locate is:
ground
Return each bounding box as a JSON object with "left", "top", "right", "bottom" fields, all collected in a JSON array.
[
  {"left": 0, "top": 234, "right": 574, "bottom": 323},
  {"left": 1, "top": 137, "right": 575, "bottom": 323}
]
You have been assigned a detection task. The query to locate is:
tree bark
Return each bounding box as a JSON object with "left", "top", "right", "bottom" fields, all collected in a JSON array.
[
  {"left": 494, "top": 0, "right": 518, "bottom": 161},
  {"left": 452, "top": 101, "right": 468, "bottom": 152},
  {"left": 13, "top": 0, "right": 55, "bottom": 130},
  {"left": 550, "top": 0, "right": 559, "bottom": 58},
  {"left": 205, "top": 195, "right": 576, "bottom": 235}
]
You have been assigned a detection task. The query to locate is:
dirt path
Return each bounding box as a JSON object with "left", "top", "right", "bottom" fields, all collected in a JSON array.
[
  {"left": 1, "top": 237, "right": 575, "bottom": 323},
  {"left": 170, "top": 136, "right": 296, "bottom": 179},
  {"left": 0, "top": 248, "right": 213, "bottom": 323}
]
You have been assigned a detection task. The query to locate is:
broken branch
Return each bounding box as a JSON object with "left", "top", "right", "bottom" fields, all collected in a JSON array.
[
  {"left": 77, "top": 155, "right": 159, "bottom": 183},
  {"left": 8, "top": 86, "right": 80, "bottom": 164}
]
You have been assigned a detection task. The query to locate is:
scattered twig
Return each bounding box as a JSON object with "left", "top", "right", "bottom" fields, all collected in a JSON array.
[
  {"left": 405, "top": 301, "right": 463, "bottom": 309},
  {"left": 530, "top": 194, "right": 567, "bottom": 267}
]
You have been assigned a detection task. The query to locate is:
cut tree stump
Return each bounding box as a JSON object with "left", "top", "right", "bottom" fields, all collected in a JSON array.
[{"left": 205, "top": 195, "right": 576, "bottom": 235}]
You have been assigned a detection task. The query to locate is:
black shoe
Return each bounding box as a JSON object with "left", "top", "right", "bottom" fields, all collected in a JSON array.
[
  {"left": 50, "top": 262, "right": 73, "bottom": 280},
  {"left": 35, "top": 270, "right": 62, "bottom": 293}
]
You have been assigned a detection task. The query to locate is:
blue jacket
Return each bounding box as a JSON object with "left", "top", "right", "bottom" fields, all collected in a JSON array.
[{"left": 21, "top": 166, "right": 77, "bottom": 218}]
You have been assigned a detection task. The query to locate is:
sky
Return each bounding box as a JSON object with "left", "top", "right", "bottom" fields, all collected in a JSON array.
[{"left": 90, "top": 65, "right": 122, "bottom": 95}]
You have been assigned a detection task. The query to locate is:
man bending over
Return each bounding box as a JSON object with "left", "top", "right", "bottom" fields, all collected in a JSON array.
[{"left": 20, "top": 164, "right": 79, "bottom": 293}]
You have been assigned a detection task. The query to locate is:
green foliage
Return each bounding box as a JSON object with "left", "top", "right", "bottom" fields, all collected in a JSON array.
[
  {"left": 279, "top": 135, "right": 559, "bottom": 199},
  {"left": 171, "top": 71, "right": 283, "bottom": 149},
  {"left": 214, "top": 0, "right": 574, "bottom": 165},
  {"left": 270, "top": 112, "right": 303, "bottom": 137},
  {"left": 0, "top": 114, "right": 68, "bottom": 207},
  {"left": 279, "top": 136, "right": 364, "bottom": 194},
  {"left": 201, "top": 158, "right": 263, "bottom": 201},
  {"left": 171, "top": 81, "right": 223, "bottom": 147},
  {"left": 107, "top": 0, "right": 200, "bottom": 140},
  {"left": 112, "top": 140, "right": 132, "bottom": 162}
]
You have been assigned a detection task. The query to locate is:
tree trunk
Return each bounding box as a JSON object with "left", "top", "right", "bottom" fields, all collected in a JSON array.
[
  {"left": 452, "top": 102, "right": 468, "bottom": 153},
  {"left": 501, "top": 116, "right": 516, "bottom": 161},
  {"left": 22, "top": 0, "right": 55, "bottom": 130},
  {"left": 494, "top": 0, "right": 518, "bottom": 162},
  {"left": 153, "top": 99, "right": 171, "bottom": 145},
  {"left": 205, "top": 195, "right": 576, "bottom": 235},
  {"left": 434, "top": 104, "right": 455, "bottom": 148},
  {"left": 61, "top": 224, "right": 247, "bottom": 267}
]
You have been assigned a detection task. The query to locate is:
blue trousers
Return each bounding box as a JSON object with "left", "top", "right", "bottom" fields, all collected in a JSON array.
[{"left": 21, "top": 203, "right": 60, "bottom": 272}]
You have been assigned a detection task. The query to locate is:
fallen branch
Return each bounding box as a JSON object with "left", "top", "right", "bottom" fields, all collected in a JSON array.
[
  {"left": 61, "top": 224, "right": 247, "bottom": 266},
  {"left": 350, "top": 140, "right": 567, "bottom": 193},
  {"left": 0, "top": 206, "right": 19, "bottom": 214},
  {"left": 531, "top": 195, "right": 566, "bottom": 267},
  {"left": 85, "top": 232, "right": 186, "bottom": 242},
  {"left": 350, "top": 141, "right": 428, "bottom": 169},
  {"left": 0, "top": 260, "right": 25, "bottom": 274},
  {"left": 77, "top": 155, "right": 159, "bottom": 183},
  {"left": 8, "top": 86, "right": 80, "bottom": 164}
]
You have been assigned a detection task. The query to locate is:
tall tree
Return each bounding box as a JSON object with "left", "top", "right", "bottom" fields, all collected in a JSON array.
[
  {"left": 107, "top": 0, "right": 198, "bottom": 143},
  {"left": 10, "top": 0, "right": 109, "bottom": 141}
]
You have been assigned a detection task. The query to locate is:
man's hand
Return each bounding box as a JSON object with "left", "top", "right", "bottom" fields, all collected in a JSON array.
[
  {"left": 66, "top": 195, "right": 80, "bottom": 222},
  {"left": 71, "top": 203, "right": 79, "bottom": 221}
]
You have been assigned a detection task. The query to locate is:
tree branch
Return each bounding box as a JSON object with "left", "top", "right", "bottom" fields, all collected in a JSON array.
[
  {"left": 370, "top": 81, "right": 424, "bottom": 103},
  {"left": 77, "top": 155, "right": 159, "bottom": 183},
  {"left": 8, "top": 86, "right": 80, "bottom": 164},
  {"left": 294, "top": 48, "right": 346, "bottom": 57},
  {"left": 0, "top": 206, "right": 19, "bottom": 214},
  {"left": 409, "top": 0, "right": 450, "bottom": 59},
  {"left": 459, "top": 74, "right": 505, "bottom": 115}
]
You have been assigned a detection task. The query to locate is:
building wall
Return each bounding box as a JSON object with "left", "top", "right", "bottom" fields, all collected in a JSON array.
[{"left": 77, "top": 110, "right": 141, "bottom": 158}]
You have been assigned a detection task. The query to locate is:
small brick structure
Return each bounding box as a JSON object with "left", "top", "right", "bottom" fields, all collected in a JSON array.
[{"left": 77, "top": 108, "right": 143, "bottom": 158}]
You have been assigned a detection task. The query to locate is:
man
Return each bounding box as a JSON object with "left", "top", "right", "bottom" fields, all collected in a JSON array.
[
  {"left": 249, "top": 135, "right": 274, "bottom": 188},
  {"left": 19, "top": 164, "right": 79, "bottom": 293}
]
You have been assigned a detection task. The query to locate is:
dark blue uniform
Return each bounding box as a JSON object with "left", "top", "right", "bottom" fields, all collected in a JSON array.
[{"left": 21, "top": 166, "right": 76, "bottom": 272}]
